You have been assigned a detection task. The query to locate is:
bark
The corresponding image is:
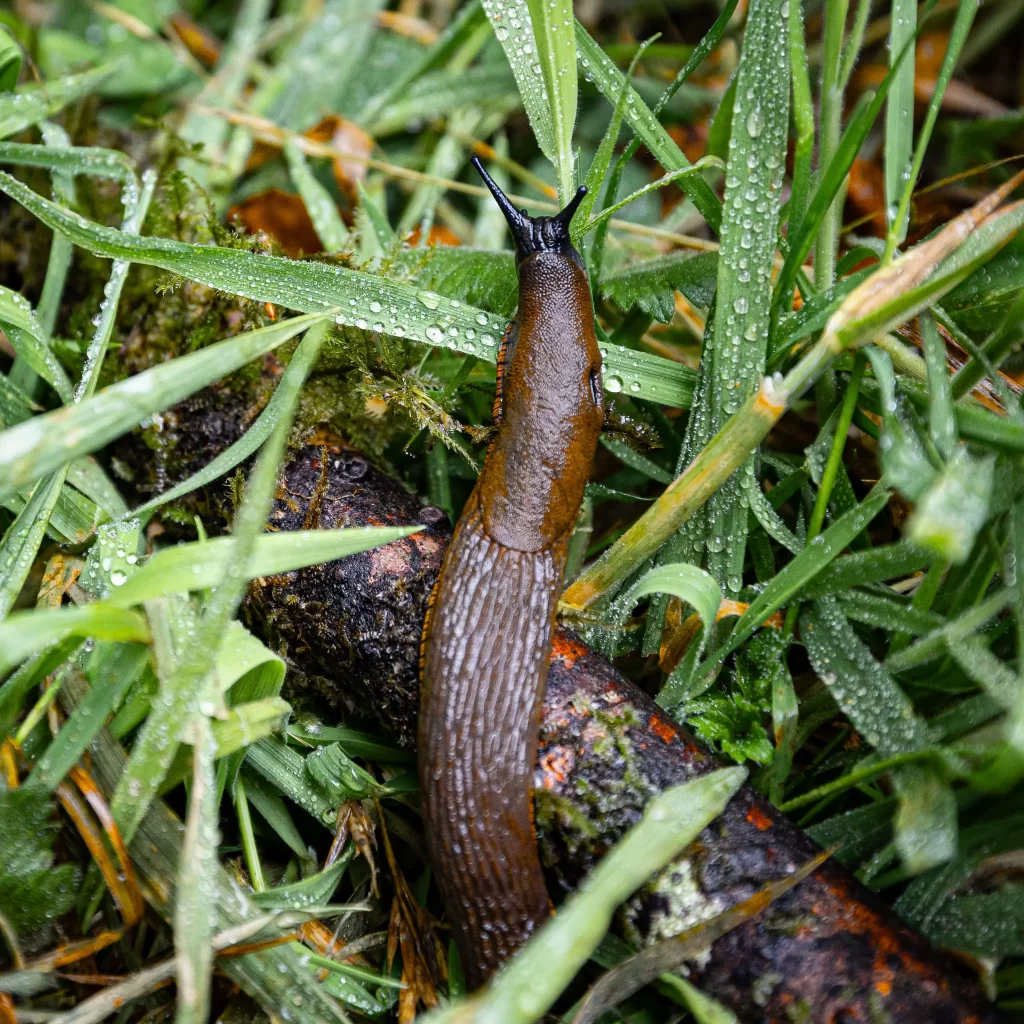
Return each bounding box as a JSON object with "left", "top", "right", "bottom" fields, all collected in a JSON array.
[{"left": 239, "top": 430, "right": 1007, "bottom": 1024}]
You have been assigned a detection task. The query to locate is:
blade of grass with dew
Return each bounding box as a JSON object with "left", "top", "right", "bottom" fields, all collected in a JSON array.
[
  {"left": 0, "top": 284, "right": 73, "bottom": 403},
  {"left": 801, "top": 596, "right": 930, "bottom": 755},
  {"left": 423, "top": 767, "right": 747, "bottom": 1024},
  {"left": 175, "top": 716, "right": 217, "bottom": 1024},
  {"left": 813, "top": 0, "right": 852, "bottom": 308},
  {"left": 0, "top": 66, "right": 115, "bottom": 140},
  {"left": 574, "top": 22, "right": 721, "bottom": 230},
  {"left": 525, "top": 0, "right": 576, "bottom": 202},
  {"left": 0, "top": 312, "right": 325, "bottom": 504},
  {"left": 885, "top": 588, "right": 1011, "bottom": 673},
  {"left": 884, "top": 0, "right": 917, "bottom": 250},
  {"left": 0, "top": 140, "right": 136, "bottom": 183},
  {"left": 921, "top": 312, "right": 957, "bottom": 461},
  {"left": 106, "top": 526, "right": 420, "bottom": 607},
  {"left": 285, "top": 140, "right": 350, "bottom": 252},
  {"left": 801, "top": 539, "right": 934, "bottom": 598},
  {"left": 886, "top": 0, "right": 980, "bottom": 259},
  {"left": 699, "top": 485, "right": 891, "bottom": 671},
  {"left": 788, "top": 0, "right": 814, "bottom": 236},
  {"left": 0, "top": 171, "right": 690, "bottom": 407},
  {"left": 700, "top": 0, "right": 790, "bottom": 595},
  {"left": 32, "top": 122, "right": 75, "bottom": 347},
  {"left": 0, "top": 604, "right": 149, "bottom": 678},
  {"left": 246, "top": 736, "right": 339, "bottom": 825},
  {"left": 480, "top": 0, "right": 556, "bottom": 164},
  {"left": 27, "top": 642, "right": 150, "bottom": 793}
]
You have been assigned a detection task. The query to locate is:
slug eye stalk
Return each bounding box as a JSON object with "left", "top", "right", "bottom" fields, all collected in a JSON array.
[{"left": 471, "top": 155, "right": 587, "bottom": 261}]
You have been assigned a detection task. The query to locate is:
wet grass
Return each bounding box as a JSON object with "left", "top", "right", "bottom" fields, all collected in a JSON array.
[{"left": 1, "top": 0, "right": 1024, "bottom": 1020}]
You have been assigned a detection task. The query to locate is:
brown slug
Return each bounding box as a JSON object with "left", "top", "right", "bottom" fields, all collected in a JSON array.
[{"left": 418, "top": 158, "right": 604, "bottom": 989}]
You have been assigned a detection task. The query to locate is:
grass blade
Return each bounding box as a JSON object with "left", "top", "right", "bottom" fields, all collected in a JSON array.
[
  {"left": 424, "top": 768, "right": 747, "bottom": 1024},
  {"left": 574, "top": 22, "right": 721, "bottom": 229},
  {"left": 801, "top": 596, "right": 930, "bottom": 755},
  {"left": 525, "top": 0, "right": 577, "bottom": 202},
  {"left": 107, "top": 526, "right": 422, "bottom": 607},
  {"left": 482, "top": 0, "right": 556, "bottom": 162},
  {"left": 0, "top": 313, "right": 325, "bottom": 504}
]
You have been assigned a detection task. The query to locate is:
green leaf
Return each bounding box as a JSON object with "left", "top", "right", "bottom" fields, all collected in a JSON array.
[
  {"left": 801, "top": 596, "right": 930, "bottom": 756},
  {"left": 306, "top": 742, "right": 388, "bottom": 801},
  {"left": 920, "top": 312, "right": 957, "bottom": 461},
  {"left": 893, "top": 764, "right": 958, "bottom": 875},
  {"left": 251, "top": 855, "right": 352, "bottom": 911},
  {"left": 175, "top": 717, "right": 217, "bottom": 1024},
  {"left": 526, "top": 0, "right": 577, "bottom": 202},
  {"left": 424, "top": 768, "right": 747, "bottom": 1024},
  {"left": 483, "top": 1, "right": 555, "bottom": 162},
  {"left": 0, "top": 604, "right": 149, "bottom": 679},
  {"left": 574, "top": 21, "right": 721, "bottom": 229},
  {"left": 285, "top": 142, "right": 350, "bottom": 253},
  {"left": 0, "top": 25, "right": 22, "bottom": 93},
  {"left": 907, "top": 450, "right": 994, "bottom": 565},
  {"left": 601, "top": 250, "right": 718, "bottom": 323},
  {"left": 106, "top": 526, "right": 420, "bottom": 607},
  {"left": 28, "top": 642, "right": 150, "bottom": 792},
  {"left": 884, "top": 0, "right": 917, "bottom": 246},
  {"left": 0, "top": 140, "right": 135, "bottom": 184},
  {"left": 0, "top": 284, "right": 73, "bottom": 403},
  {"left": 864, "top": 346, "right": 937, "bottom": 501},
  {"left": 0, "top": 470, "right": 68, "bottom": 618},
  {"left": 925, "top": 885, "right": 1024, "bottom": 957},
  {"left": 705, "top": 486, "right": 892, "bottom": 668},
  {"left": 0, "top": 313, "right": 324, "bottom": 505},
  {"left": 700, "top": 0, "right": 790, "bottom": 591},
  {"left": 0, "top": 786, "right": 77, "bottom": 935},
  {"left": 0, "top": 66, "right": 114, "bottom": 140}
]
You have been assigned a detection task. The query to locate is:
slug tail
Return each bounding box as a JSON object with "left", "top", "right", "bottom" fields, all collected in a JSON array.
[{"left": 419, "top": 500, "right": 563, "bottom": 987}]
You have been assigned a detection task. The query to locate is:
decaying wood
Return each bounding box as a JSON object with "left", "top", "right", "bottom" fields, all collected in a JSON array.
[{"left": 239, "top": 431, "right": 1007, "bottom": 1023}]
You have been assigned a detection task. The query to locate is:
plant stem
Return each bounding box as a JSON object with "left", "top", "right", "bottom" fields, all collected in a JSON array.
[
  {"left": 235, "top": 773, "right": 266, "bottom": 893},
  {"left": 806, "top": 353, "right": 865, "bottom": 541}
]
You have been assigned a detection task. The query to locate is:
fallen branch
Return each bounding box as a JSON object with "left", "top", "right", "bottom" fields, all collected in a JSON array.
[{"left": 240, "top": 431, "right": 1007, "bottom": 1023}]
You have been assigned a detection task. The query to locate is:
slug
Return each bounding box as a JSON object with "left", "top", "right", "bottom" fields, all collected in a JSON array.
[{"left": 419, "top": 158, "right": 604, "bottom": 989}]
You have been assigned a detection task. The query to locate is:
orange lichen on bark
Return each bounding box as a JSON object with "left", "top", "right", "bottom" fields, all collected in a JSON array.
[{"left": 746, "top": 804, "right": 774, "bottom": 831}]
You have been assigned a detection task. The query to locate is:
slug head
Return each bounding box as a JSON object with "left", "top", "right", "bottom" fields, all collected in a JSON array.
[{"left": 471, "top": 156, "right": 587, "bottom": 268}]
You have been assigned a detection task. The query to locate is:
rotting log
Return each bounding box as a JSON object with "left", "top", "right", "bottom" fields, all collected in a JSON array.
[{"left": 238, "top": 429, "right": 1007, "bottom": 1023}]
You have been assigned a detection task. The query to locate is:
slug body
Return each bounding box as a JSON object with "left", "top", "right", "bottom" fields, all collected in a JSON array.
[{"left": 419, "top": 161, "right": 603, "bottom": 988}]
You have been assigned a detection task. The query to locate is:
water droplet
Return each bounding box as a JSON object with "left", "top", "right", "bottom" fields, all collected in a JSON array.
[
  {"left": 425, "top": 325, "right": 444, "bottom": 343},
  {"left": 605, "top": 375, "right": 623, "bottom": 393},
  {"left": 746, "top": 109, "right": 763, "bottom": 138}
]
